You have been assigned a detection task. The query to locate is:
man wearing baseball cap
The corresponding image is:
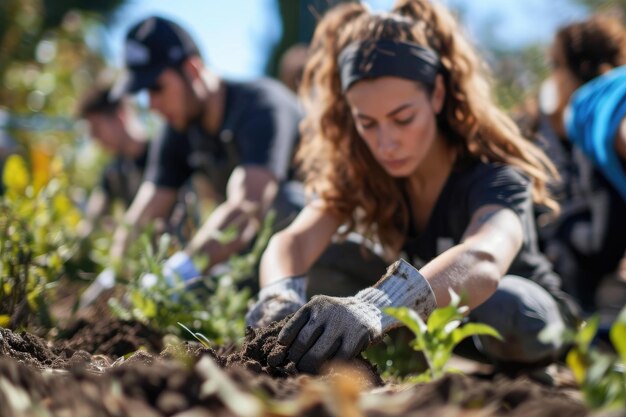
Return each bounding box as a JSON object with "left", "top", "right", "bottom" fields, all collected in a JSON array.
[{"left": 85, "top": 15, "right": 304, "bottom": 299}]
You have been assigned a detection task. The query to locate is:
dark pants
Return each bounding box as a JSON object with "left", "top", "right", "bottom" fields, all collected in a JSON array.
[
  {"left": 467, "top": 276, "right": 567, "bottom": 365},
  {"left": 545, "top": 184, "right": 626, "bottom": 312}
]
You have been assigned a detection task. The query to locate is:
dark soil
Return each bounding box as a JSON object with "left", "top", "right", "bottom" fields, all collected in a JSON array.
[
  {"left": 0, "top": 314, "right": 595, "bottom": 417},
  {"left": 58, "top": 316, "right": 164, "bottom": 358}
]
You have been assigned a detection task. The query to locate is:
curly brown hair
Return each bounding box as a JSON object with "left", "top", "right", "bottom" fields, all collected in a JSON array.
[
  {"left": 296, "top": 0, "right": 559, "bottom": 256},
  {"left": 554, "top": 15, "right": 626, "bottom": 83}
]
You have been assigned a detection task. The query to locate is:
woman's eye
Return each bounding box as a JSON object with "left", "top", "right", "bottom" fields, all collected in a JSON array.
[
  {"left": 360, "top": 121, "right": 376, "bottom": 130},
  {"left": 395, "top": 116, "right": 414, "bottom": 125}
]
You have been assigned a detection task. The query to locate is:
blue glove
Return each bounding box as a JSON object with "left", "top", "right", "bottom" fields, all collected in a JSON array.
[
  {"left": 140, "top": 251, "right": 201, "bottom": 290},
  {"left": 162, "top": 251, "right": 201, "bottom": 285}
]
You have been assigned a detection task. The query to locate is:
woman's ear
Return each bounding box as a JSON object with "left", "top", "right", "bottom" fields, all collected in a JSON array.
[{"left": 431, "top": 74, "right": 445, "bottom": 114}]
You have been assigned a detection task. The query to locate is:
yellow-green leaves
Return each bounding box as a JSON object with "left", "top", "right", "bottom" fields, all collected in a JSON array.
[
  {"left": 541, "top": 306, "right": 626, "bottom": 410},
  {"left": 3, "top": 154, "right": 30, "bottom": 197},
  {"left": 610, "top": 307, "right": 626, "bottom": 364},
  {"left": 0, "top": 153, "right": 82, "bottom": 329}
]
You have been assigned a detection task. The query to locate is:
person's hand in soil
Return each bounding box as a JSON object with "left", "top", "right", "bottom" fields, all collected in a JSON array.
[
  {"left": 246, "top": 276, "right": 307, "bottom": 328},
  {"left": 271, "top": 259, "right": 437, "bottom": 373}
]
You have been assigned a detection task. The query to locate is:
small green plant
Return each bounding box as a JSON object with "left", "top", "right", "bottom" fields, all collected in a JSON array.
[
  {"left": 178, "top": 322, "right": 212, "bottom": 348},
  {"left": 362, "top": 329, "right": 430, "bottom": 379},
  {"left": 540, "top": 306, "right": 626, "bottom": 410},
  {"left": 384, "top": 289, "right": 502, "bottom": 381},
  {"left": 108, "top": 211, "right": 276, "bottom": 346}
]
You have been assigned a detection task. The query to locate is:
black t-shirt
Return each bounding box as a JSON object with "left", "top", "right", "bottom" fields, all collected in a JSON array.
[
  {"left": 402, "top": 158, "right": 564, "bottom": 295},
  {"left": 145, "top": 78, "right": 302, "bottom": 197},
  {"left": 100, "top": 146, "right": 149, "bottom": 207}
]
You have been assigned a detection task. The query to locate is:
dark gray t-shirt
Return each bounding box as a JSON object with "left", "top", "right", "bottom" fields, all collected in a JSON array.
[
  {"left": 145, "top": 78, "right": 302, "bottom": 197},
  {"left": 100, "top": 146, "right": 149, "bottom": 207},
  {"left": 402, "top": 158, "right": 564, "bottom": 295}
]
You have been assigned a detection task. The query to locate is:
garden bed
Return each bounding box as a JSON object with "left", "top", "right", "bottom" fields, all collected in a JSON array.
[{"left": 0, "top": 312, "right": 598, "bottom": 417}]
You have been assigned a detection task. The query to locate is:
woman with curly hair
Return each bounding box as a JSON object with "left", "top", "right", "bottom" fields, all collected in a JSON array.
[
  {"left": 246, "top": 0, "right": 578, "bottom": 373},
  {"left": 540, "top": 15, "right": 626, "bottom": 312}
]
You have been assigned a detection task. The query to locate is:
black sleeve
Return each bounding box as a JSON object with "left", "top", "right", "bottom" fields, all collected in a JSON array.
[
  {"left": 144, "top": 127, "right": 193, "bottom": 189},
  {"left": 467, "top": 164, "right": 532, "bottom": 219},
  {"left": 234, "top": 110, "right": 276, "bottom": 166},
  {"left": 99, "top": 163, "right": 116, "bottom": 197},
  {"left": 233, "top": 105, "right": 300, "bottom": 180}
]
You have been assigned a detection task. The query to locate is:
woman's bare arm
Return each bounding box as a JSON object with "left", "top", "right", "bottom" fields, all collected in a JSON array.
[
  {"left": 419, "top": 204, "right": 524, "bottom": 309},
  {"left": 259, "top": 202, "right": 342, "bottom": 287}
]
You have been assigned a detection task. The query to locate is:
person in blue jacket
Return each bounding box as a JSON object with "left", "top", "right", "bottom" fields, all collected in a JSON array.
[{"left": 540, "top": 15, "right": 626, "bottom": 312}]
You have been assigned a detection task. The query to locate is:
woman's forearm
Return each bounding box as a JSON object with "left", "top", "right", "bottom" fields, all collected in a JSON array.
[{"left": 419, "top": 243, "right": 502, "bottom": 309}]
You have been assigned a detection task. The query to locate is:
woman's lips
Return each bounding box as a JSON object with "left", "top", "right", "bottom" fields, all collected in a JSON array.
[{"left": 381, "top": 158, "right": 408, "bottom": 170}]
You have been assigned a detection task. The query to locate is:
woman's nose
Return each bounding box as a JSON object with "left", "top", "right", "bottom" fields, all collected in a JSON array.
[{"left": 377, "top": 127, "right": 399, "bottom": 154}]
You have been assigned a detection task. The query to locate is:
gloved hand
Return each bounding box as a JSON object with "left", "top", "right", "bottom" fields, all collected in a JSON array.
[
  {"left": 271, "top": 259, "right": 437, "bottom": 374},
  {"left": 245, "top": 275, "right": 307, "bottom": 328},
  {"left": 79, "top": 267, "right": 116, "bottom": 308},
  {"left": 162, "top": 251, "right": 201, "bottom": 287}
]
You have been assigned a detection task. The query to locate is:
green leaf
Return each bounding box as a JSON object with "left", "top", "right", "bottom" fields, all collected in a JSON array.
[
  {"left": 448, "top": 288, "right": 461, "bottom": 307},
  {"left": 156, "top": 233, "right": 172, "bottom": 260},
  {"left": 539, "top": 322, "right": 574, "bottom": 345},
  {"left": 566, "top": 349, "right": 587, "bottom": 384},
  {"left": 585, "top": 353, "right": 613, "bottom": 385},
  {"left": 0, "top": 315, "right": 10, "bottom": 327},
  {"left": 451, "top": 323, "right": 502, "bottom": 345},
  {"left": 610, "top": 306, "right": 626, "bottom": 363},
  {"left": 578, "top": 315, "right": 600, "bottom": 352},
  {"left": 384, "top": 306, "right": 426, "bottom": 339},
  {"left": 442, "top": 319, "right": 462, "bottom": 335},
  {"left": 427, "top": 305, "right": 459, "bottom": 334}
]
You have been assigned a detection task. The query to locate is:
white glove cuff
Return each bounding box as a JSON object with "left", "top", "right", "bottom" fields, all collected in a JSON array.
[
  {"left": 258, "top": 275, "right": 307, "bottom": 304},
  {"left": 164, "top": 251, "right": 201, "bottom": 283},
  {"left": 355, "top": 259, "right": 437, "bottom": 332}
]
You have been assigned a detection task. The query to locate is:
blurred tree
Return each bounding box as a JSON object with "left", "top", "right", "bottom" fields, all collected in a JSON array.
[
  {"left": 0, "top": 0, "right": 129, "bottom": 191},
  {"left": 266, "top": 0, "right": 353, "bottom": 78},
  {"left": 573, "top": 0, "right": 626, "bottom": 19}
]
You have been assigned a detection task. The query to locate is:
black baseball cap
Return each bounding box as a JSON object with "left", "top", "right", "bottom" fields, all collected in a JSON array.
[{"left": 111, "top": 16, "right": 200, "bottom": 99}]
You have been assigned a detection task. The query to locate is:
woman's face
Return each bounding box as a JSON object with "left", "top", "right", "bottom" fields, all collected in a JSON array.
[
  {"left": 541, "top": 41, "right": 582, "bottom": 137},
  {"left": 345, "top": 76, "right": 444, "bottom": 177}
]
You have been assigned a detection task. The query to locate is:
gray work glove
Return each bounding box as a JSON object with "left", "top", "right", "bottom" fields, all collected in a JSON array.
[
  {"left": 245, "top": 275, "right": 307, "bottom": 328},
  {"left": 271, "top": 259, "right": 437, "bottom": 374}
]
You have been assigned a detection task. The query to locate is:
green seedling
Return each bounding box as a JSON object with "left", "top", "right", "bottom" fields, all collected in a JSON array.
[
  {"left": 178, "top": 322, "right": 212, "bottom": 348},
  {"left": 540, "top": 306, "right": 626, "bottom": 410},
  {"left": 384, "top": 289, "right": 501, "bottom": 381},
  {"left": 108, "top": 211, "right": 276, "bottom": 346}
]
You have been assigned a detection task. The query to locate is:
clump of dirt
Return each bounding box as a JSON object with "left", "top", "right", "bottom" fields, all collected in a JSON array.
[
  {"left": 223, "top": 317, "right": 384, "bottom": 388},
  {"left": 225, "top": 319, "right": 298, "bottom": 377},
  {"left": 0, "top": 327, "right": 98, "bottom": 371},
  {"left": 58, "top": 316, "right": 163, "bottom": 358},
  {"left": 387, "top": 372, "right": 589, "bottom": 417}
]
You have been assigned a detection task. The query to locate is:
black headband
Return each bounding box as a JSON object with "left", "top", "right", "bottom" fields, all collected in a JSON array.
[{"left": 338, "top": 39, "right": 440, "bottom": 92}]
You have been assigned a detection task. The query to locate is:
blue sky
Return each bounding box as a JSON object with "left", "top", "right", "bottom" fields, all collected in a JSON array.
[{"left": 105, "top": 0, "right": 587, "bottom": 80}]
